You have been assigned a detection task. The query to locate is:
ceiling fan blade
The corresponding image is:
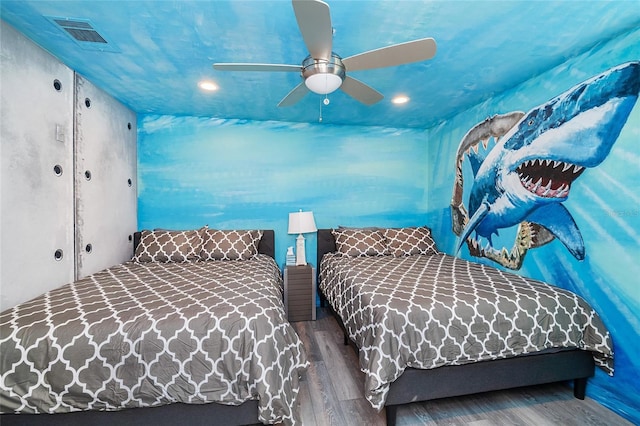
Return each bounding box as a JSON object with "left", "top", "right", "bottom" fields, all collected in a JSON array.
[
  {"left": 278, "top": 82, "right": 309, "bottom": 107},
  {"left": 340, "top": 76, "right": 383, "bottom": 106},
  {"left": 213, "top": 63, "right": 301, "bottom": 72},
  {"left": 342, "top": 37, "right": 437, "bottom": 71},
  {"left": 292, "top": 0, "right": 333, "bottom": 60}
]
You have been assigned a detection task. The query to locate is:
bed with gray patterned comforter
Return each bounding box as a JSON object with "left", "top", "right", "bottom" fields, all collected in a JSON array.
[
  {"left": 319, "top": 252, "right": 614, "bottom": 410},
  {"left": 1, "top": 255, "right": 308, "bottom": 425}
]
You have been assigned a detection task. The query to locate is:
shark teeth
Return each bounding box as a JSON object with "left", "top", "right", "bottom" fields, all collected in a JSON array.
[
  {"left": 466, "top": 234, "right": 526, "bottom": 270},
  {"left": 532, "top": 178, "right": 543, "bottom": 192},
  {"left": 557, "top": 184, "right": 569, "bottom": 197},
  {"left": 516, "top": 158, "right": 586, "bottom": 198},
  {"left": 464, "top": 136, "right": 499, "bottom": 158},
  {"left": 518, "top": 158, "right": 579, "bottom": 171},
  {"left": 518, "top": 158, "right": 584, "bottom": 173}
]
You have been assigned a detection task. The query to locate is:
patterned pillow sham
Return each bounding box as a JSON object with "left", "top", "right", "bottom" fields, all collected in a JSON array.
[
  {"left": 200, "top": 229, "right": 264, "bottom": 261},
  {"left": 332, "top": 228, "right": 388, "bottom": 257},
  {"left": 384, "top": 226, "right": 439, "bottom": 256},
  {"left": 133, "top": 227, "right": 205, "bottom": 263}
]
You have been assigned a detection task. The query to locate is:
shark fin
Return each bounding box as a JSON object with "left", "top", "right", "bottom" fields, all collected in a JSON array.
[
  {"left": 527, "top": 203, "right": 585, "bottom": 260},
  {"left": 455, "top": 201, "right": 489, "bottom": 255}
]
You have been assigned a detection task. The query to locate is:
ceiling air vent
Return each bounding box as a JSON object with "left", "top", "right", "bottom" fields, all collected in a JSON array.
[
  {"left": 54, "top": 19, "right": 107, "bottom": 43},
  {"left": 46, "top": 16, "right": 120, "bottom": 52}
]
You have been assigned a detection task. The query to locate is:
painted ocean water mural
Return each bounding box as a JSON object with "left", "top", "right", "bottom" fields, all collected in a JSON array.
[
  {"left": 451, "top": 62, "right": 639, "bottom": 270},
  {"left": 138, "top": 117, "right": 430, "bottom": 269},
  {"left": 428, "top": 30, "right": 640, "bottom": 422},
  {"left": 138, "top": 27, "right": 639, "bottom": 424}
]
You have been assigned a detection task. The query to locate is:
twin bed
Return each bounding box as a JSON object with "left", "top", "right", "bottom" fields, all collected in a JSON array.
[
  {"left": 1, "top": 228, "right": 308, "bottom": 426},
  {"left": 316, "top": 226, "right": 614, "bottom": 426},
  {"left": 1, "top": 225, "right": 614, "bottom": 426}
]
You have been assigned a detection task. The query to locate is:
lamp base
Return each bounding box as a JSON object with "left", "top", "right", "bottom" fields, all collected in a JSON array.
[{"left": 295, "top": 234, "right": 307, "bottom": 266}]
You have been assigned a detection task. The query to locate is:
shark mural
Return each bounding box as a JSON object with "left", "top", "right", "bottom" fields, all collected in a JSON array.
[{"left": 451, "top": 61, "right": 640, "bottom": 269}]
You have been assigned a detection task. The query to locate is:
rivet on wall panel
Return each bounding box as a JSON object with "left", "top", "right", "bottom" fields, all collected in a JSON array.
[
  {"left": 54, "top": 249, "right": 64, "bottom": 261},
  {"left": 85, "top": 244, "right": 92, "bottom": 253},
  {"left": 53, "top": 79, "right": 62, "bottom": 91},
  {"left": 85, "top": 98, "right": 91, "bottom": 108},
  {"left": 53, "top": 165, "right": 63, "bottom": 176},
  {"left": 85, "top": 170, "right": 92, "bottom": 181},
  {"left": 127, "top": 178, "right": 132, "bottom": 187}
]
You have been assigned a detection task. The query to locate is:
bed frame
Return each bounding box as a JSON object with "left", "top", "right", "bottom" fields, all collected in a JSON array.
[
  {"left": 2, "top": 230, "right": 276, "bottom": 426},
  {"left": 316, "top": 229, "right": 595, "bottom": 426}
]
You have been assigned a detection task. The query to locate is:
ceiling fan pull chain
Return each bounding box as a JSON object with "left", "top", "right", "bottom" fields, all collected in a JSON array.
[{"left": 318, "top": 93, "right": 331, "bottom": 122}]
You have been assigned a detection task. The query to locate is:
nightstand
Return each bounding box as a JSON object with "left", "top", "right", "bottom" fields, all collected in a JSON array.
[{"left": 284, "top": 264, "right": 316, "bottom": 322}]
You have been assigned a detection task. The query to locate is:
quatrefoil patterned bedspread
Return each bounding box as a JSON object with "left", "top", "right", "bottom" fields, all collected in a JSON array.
[
  {"left": 1, "top": 255, "right": 308, "bottom": 425},
  {"left": 319, "top": 252, "right": 614, "bottom": 410}
]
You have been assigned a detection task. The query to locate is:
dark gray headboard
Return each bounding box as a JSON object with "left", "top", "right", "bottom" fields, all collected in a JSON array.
[
  {"left": 133, "top": 230, "right": 276, "bottom": 259},
  {"left": 317, "top": 229, "right": 337, "bottom": 267},
  {"left": 257, "top": 230, "right": 275, "bottom": 258}
]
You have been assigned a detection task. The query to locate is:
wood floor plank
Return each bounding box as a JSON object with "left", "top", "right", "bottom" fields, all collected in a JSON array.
[
  {"left": 315, "top": 330, "right": 363, "bottom": 401},
  {"left": 295, "top": 374, "right": 316, "bottom": 426},
  {"left": 303, "top": 360, "right": 349, "bottom": 426},
  {"left": 339, "top": 398, "right": 386, "bottom": 426},
  {"left": 292, "top": 319, "right": 323, "bottom": 362},
  {"left": 393, "top": 384, "right": 633, "bottom": 426},
  {"left": 292, "top": 308, "right": 632, "bottom": 426},
  {"left": 313, "top": 307, "right": 347, "bottom": 344}
]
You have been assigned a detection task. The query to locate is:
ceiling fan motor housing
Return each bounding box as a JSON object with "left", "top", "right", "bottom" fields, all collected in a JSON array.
[{"left": 302, "top": 53, "right": 346, "bottom": 94}]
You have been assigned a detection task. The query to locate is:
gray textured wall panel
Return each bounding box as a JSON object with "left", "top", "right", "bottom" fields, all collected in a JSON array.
[
  {"left": 74, "top": 75, "right": 137, "bottom": 278},
  {"left": 1, "top": 22, "right": 75, "bottom": 310}
]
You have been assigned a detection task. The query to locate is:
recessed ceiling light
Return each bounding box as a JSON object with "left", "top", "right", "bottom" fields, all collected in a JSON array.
[
  {"left": 198, "top": 80, "right": 218, "bottom": 91},
  {"left": 392, "top": 95, "right": 410, "bottom": 105}
]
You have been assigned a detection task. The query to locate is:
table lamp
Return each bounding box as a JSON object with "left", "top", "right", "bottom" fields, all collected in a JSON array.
[{"left": 288, "top": 210, "right": 317, "bottom": 266}]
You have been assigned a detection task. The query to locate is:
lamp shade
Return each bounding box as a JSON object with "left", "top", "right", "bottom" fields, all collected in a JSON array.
[
  {"left": 305, "top": 73, "right": 343, "bottom": 95},
  {"left": 288, "top": 211, "right": 317, "bottom": 234}
]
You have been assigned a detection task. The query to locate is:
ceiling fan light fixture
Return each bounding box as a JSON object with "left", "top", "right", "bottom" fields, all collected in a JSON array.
[
  {"left": 302, "top": 53, "right": 345, "bottom": 95},
  {"left": 305, "top": 73, "right": 343, "bottom": 94},
  {"left": 212, "top": 1, "right": 436, "bottom": 107}
]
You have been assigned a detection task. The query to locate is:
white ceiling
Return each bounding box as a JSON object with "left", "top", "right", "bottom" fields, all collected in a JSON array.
[{"left": 2, "top": 0, "right": 639, "bottom": 129}]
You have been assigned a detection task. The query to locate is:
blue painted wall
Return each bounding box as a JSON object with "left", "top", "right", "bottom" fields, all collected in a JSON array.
[
  {"left": 138, "top": 27, "right": 639, "bottom": 423},
  {"left": 138, "top": 118, "right": 429, "bottom": 268},
  {"left": 424, "top": 28, "right": 640, "bottom": 422}
]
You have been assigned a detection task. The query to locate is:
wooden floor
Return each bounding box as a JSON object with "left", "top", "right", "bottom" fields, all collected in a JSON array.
[{"left": 290, "top": 307, "right": 632, "bottom": 426}]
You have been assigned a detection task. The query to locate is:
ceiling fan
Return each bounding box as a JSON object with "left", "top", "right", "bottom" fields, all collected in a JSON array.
[{"left": 213, "top": 0, "right": 437, "bottom": 107}]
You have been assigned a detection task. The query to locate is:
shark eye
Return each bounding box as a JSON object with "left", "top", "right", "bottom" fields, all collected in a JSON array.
[{"left": 528, "top": 119, "right": 534, "bottom": 125}]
